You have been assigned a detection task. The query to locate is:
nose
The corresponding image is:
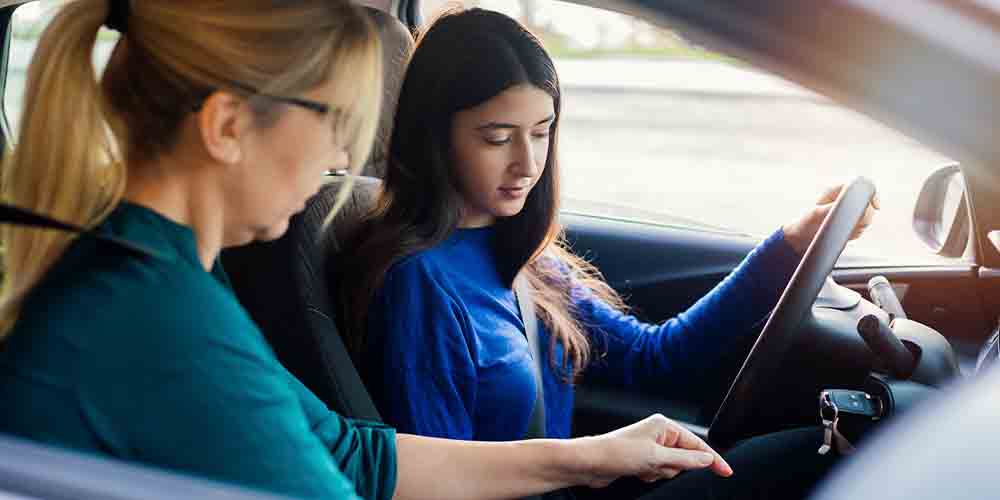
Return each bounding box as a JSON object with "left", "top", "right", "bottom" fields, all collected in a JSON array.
[{"left": 511, "top": 135, "right": 540, "bottom": 178}]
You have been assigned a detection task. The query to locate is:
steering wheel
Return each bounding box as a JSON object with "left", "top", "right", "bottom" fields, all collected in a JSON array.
[{"left": 708, "top": 177, "right": 877, "bottom": 448}]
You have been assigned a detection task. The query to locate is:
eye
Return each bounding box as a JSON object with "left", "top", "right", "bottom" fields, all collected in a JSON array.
[
  {"left": 531, "top": 130, "right": 550, "bottom": 140},
  {"left": 484, "top": 135, "right": 511, "bottom": 146}
]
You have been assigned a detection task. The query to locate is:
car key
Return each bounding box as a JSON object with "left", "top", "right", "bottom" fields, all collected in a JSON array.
[
  {"left": 818, "top": 417, "right": 836, "bottom": 455},
  {"left": 824, "top": 389, "right": 882, "bottom": 419},
  {"left": 818, "top": 389, "right": 882, "bottom": 455}
]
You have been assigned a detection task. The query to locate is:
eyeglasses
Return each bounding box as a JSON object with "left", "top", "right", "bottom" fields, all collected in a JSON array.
[{"left": 194, "top": 79, "right": 331, "bottom": 115}]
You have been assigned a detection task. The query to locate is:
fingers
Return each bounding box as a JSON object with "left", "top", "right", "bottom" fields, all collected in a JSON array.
[
  {"left": 812, "top": 195, "right": 878, "bottom": 242},
  {"left": 647, "top": 416, "right": 733, "bottom": 478},
  {"left": 709, "top": 455, "right": 734, "bottom": 477},
  {"left": 651, "top": 446, "right": 733, "bottom": 478},
  {"left": 848, "top": 197, "right": 878, "bottom": 240},
  {"left": 849, "top": 210, "right": 872, "bottom": 239},
  {"left": 638, "top": 467, "right": 681, "bottom": 483},
  {"left": 632, "top": 415, "right": 733, "bottom": 479},
  {"left": 656, "top": 418, "right": 717, "bottom": 457},
  {"left": 638, "top": 470, "right": 671, "bottom": 483},
  {"left": 816, "top": 184, "right": 880, "bottom": 208},
  {"left": 652, "top": 446, "right": 715, "bottom": 470},
  {"left": 816, "top": 184, "right": 843, "bottom": 205},
  {"left": 660, "top": 420, "right": 711, "bottom": 453}
]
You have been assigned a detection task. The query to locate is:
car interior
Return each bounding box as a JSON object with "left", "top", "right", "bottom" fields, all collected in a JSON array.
[
  {"left": 0, "top": 0, "right": 999, "bottom": 499},
  {"left": 223, "top": 0, "right": 995, "bottom": 443},
  {"left": 225, "top": 0, "right": 999, "bottom": 488}
]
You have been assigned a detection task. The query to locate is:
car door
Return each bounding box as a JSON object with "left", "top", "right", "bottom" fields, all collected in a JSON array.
[{"left": 0, "top": 434, "right": 296, "bottom": 500}]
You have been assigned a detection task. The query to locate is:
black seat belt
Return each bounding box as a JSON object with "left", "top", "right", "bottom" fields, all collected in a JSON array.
[
  {"left": 0, "top": 203, "right": 163, "bottom": 259},
  {"left": 513, "top": 275, "right": 546, "bottom": 439}
]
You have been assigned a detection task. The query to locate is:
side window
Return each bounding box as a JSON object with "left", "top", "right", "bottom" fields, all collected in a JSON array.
[
  {"left": 421, "top": 0, "right": 958, "bottom": 265},
  {"left": 5, "top": 0, "right": 119, "bottom": 137}
]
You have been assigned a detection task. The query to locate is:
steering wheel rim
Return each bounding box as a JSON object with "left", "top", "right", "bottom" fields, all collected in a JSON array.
[{"left": 708, "top": 177, "right": 877, "bottom": 448}]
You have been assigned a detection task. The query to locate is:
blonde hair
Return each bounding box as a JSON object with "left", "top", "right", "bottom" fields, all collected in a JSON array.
[{"left": 0, "top": 0, "right": 382, "bottom": 337}]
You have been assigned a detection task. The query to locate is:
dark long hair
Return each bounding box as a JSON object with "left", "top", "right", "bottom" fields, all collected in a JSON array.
[{"left": 338, "top": 8, "right": 625, "bottom": 379}]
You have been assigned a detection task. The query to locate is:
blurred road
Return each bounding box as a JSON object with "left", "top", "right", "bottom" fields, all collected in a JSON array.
[{"left": 555, "top": 59, "right": 952, "bottom": 263}]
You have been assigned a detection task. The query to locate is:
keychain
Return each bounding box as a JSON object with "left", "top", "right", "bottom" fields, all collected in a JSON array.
[{"left": 818, "top": 389, "right": 881, "bottom": 455}]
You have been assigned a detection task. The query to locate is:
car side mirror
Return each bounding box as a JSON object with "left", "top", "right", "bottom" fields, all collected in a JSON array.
[{"left": 912, "top": 163, "right": 970, "bottom": 258}]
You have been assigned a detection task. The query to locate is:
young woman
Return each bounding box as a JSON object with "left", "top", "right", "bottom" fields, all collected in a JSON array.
[
  {"left": 340, "top": 8, "right": 877, "bottom": 499},
  {"left": 0, "top": 2, "right": 733, "bottom": 500}
]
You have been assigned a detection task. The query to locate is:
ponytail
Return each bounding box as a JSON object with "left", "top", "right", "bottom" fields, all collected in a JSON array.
[{"left": 0, "top": 0, "right": 124, "bottom": 336}]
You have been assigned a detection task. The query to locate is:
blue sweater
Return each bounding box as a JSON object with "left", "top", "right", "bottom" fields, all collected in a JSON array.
[{"left": 364, "top": 227, "right": 800, "bottom": 441}]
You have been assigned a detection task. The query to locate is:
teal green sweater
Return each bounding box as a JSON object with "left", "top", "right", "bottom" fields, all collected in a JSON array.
[{"left": 0, "top": 202, "right": 396, "bottom": 500}]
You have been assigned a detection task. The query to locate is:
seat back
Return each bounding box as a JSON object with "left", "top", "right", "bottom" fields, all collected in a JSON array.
[
  {"left": 364, "top": 7, "right": 412, "bottom": 178},
  {"left": 222, "top": 176, "right": 382, "bottom": 419},
  {"left": 220, "top": 7, "right": 411, "bottom": 418}
]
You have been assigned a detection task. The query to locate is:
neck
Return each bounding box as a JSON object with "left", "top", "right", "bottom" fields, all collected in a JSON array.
[
  {"left": 457, "top": 219, "right": 494, "bottom": 228},
  {"left": 124, "top": 155, "right": 224, "bottom": 271},
  {"left": 457, "top": 208, "right": 496, "bottom": 228}
]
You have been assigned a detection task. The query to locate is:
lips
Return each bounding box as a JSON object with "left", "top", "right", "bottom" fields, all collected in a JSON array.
[
  {"left": 498, "top": 184, "right": 533, "bottom": 202},
  {"left": 499, "top": 186, "right": 529, "bottom": 196}
]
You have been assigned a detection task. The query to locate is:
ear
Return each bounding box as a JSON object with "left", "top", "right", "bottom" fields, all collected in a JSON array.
[{"left": 195, "top": 91, "right": 252, "bottom": 165}]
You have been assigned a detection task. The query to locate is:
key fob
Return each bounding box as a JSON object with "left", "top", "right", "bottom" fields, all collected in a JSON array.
[{"left": 823, "top": 389, "right": 882, "bottom": 419}]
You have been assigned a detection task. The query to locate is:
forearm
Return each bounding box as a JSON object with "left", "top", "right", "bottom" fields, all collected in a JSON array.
[
  {"left": 392, "top": 433, "right": 594, "bottom": 500},
  {"left": 585, "top": 229, "right": 800, "bottom": 388},
  {"left": 672, "top": 228, "right": 799, "bottom": 341}
]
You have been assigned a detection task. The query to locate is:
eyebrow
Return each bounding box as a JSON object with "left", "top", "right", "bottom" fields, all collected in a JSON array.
[{"left": 475, "top": 114, "right": 555, "bottom": 131}]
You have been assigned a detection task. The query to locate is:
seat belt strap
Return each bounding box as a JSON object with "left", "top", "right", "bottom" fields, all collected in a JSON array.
[
  {"left": 514, "top": 275, "right": 550, "bottom": 500},
  {"left": 514, "top": 275, "right": 546, "bottom": 439},
  {"left": 0, "top": 203, "right": 162, "bottom": 259}
]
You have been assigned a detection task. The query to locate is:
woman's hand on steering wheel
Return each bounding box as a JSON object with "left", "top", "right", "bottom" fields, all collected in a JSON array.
[{"left": 783, "top": 183, "right": 880, "bottom": 255}]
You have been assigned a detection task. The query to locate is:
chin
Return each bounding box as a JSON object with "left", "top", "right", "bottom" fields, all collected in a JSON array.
[{"left": 495, "top": 201, "right": 529, "bottom": 218}]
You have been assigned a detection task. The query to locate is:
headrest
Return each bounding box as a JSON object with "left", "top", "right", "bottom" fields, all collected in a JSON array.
[
  {"left": 222, "top": 5, "right": 404, "bottom": 418},
  {"left": 326, "top": 175, "right": 383, "bottom": 252},
  {"left": 361, "top": 7, "right": 413, "bottom": 178},
  {"left": 220, "top": 175, "right": 382, "bottom": 419}
]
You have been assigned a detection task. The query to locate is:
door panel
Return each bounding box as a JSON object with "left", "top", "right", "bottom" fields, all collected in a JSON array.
[
  {"left": 562, "top": 213, "right": 763, "bottom": 436},
  {"left": 977, "top": 269, "right": 1000, "bottom": 338},
  {"left": 563, "top": 212, "right": 760, "bottom": 323}
]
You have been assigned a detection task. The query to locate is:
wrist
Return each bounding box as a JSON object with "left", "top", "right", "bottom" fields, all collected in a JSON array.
[
  {"left": 564, "top": 436, "right": 614, "bottom": 488},
  {"left": 782, "top": 222, "right": 804, "bottom": 254},
  {"left": 542, "top": 437, "right": 593, "bottom": 487},
  {"left": 505, "top": 438, "right": 592, "bottom": 490},
  {"left": 782, "top": 210, "right": 818, "bottom": 255}
]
